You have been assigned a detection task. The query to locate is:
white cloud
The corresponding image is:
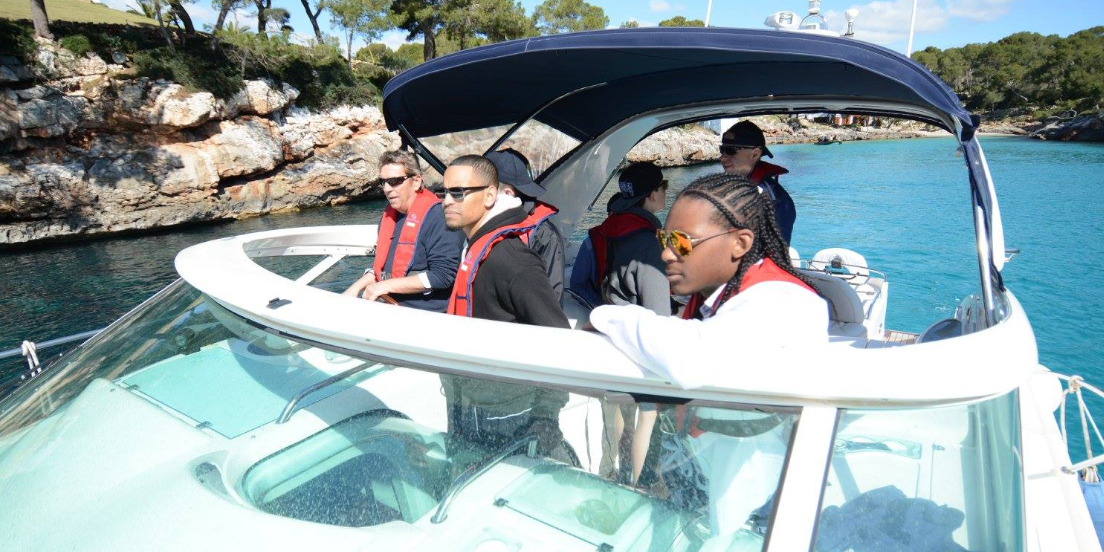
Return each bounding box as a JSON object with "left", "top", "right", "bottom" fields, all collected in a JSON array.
[
  {"left": 380, "top": 30, "right": 410, "bottom": 51},
  {"left": 823, "top": 0, "right": 949, "bottom": 45},
  {"left": 947, "top": 0, "right": 1014, "bottom": 21},
  {"left": 650, "top": 0, "right": 686, "bottom": 13}
]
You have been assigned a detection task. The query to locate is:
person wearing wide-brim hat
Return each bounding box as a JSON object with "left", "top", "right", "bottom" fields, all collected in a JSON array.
[{"left": 719, "top": 121, "right": 796, "bottom": 244}]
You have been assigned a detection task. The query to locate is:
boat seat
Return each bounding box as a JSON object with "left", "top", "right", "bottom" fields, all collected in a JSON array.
[
  {"left": 809, "top": 248, "right": 870, "bottom": 286},
  {"left": 799, "top": 269, "right": 867, "bottom": 342}
]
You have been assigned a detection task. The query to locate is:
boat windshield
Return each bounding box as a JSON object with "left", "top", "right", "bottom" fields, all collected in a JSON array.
[
  {"left": 0, "top": 281, "right": 800, "bottom": 551},
  {"left": 419, "top": 120, "right": 580, "bottom": 178}
]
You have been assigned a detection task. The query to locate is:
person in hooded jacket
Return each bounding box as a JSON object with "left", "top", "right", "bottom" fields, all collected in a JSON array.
[
  {"left": 719, "top": 121, "right": 796, "bottom": 244},
  {"left": 486, "top": 149, "right": 566, "bottom": 304},
  {"left": 437, "top": 154, "right": 571, "bottom": 462},
  {"left": 579, "top": 162, "right": 671, "bottom": 484}
]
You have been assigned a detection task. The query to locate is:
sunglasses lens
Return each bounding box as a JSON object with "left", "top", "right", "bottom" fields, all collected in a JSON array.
[{"left": 673, "top": 232, "right": 692, "bottom": 256}]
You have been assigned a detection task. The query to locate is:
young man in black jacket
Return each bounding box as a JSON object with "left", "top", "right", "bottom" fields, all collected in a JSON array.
[
  {"left": 438, "top": 154, "right": 570, "bottom": 460},
  {"left": 442, "top": 155, "right": 569, "bottom": 328}
]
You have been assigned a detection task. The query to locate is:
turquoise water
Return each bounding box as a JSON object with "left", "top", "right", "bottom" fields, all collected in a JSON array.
[{"left": 2, "top": 136, "right": 1103, "bottom": 396}]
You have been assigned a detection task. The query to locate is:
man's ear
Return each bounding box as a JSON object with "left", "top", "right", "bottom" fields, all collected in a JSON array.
[
  {"left": 411, "top": 174, "right": 423, "bottom": 190},
  {"left": 730, "top": 229, "right": 755, "bottom": 260},
  {"left": 483, "top": 185, "right": 498, "bottom": 208}
]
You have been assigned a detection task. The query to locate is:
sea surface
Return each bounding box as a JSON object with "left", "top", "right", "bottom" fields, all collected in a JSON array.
[{"left": 2, "top": 135, "right": 1103, "bottom": 440}]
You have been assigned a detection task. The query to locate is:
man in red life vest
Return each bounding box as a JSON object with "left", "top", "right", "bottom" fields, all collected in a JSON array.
[
  {"left": 486, "top": 149, "right": 566, "bottom": 304},
  {"left": 720, "top": 121, "right": 797, "bottom": 244},
  {"left": 343, "top": 150, "right": 464, "bottom": 311},
  {"left": 438, "top": 154, "right": 570, "bottom": 458}
]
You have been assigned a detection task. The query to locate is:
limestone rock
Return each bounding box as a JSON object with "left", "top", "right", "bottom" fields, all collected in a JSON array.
[
  {"left": 205, "top": 118, "right": 284, "bottom": 178},
  {"left": 114, "top": 80, "right": 217, "bottom": 128},
  {"left": 223, "top": 79, "right": 295, "bottom": 117},
  {"left": 628, "top": 128, "right": 720, "bottom": 167},
  {"left": 0, "top": 57, "right": 34, "bottom": 83},
  {"left": 280, "top": 125, "right": 315, "bottom": 161},
  {"left": 74, "top": 54, "right": 108, "bottom": 77},
  {"left": 309, "top": 118, "right": 354, "bottom": 147},
  {"left": 1033, "top": 114, "right": 1104, "bottom": 142}
]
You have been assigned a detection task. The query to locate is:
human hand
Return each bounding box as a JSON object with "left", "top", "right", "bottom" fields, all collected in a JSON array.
[
  {"left": 360, "top": 280, "right": 392, "bottom": 302},
  {"left": 342, "top": 273, "right": 376, "bottom": 297}
]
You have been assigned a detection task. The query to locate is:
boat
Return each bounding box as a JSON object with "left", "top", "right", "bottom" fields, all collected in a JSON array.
[{"left": 1, "top": 27, "right": 1100, "bottom": 551}]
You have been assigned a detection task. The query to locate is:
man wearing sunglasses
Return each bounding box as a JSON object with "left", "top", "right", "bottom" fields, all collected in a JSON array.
[
  {"left": 342, "top": 150, "right": 464, "bottom": 311},
  {"left": 719, "top": 121, "right": 796, "bottom": 244},
  {"left": 437, "top": 155, "right": 571, "bottom": 461}
]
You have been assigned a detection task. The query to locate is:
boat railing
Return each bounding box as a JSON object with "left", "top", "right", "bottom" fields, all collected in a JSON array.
[
  {"left": 0, "top": 329, "right": 103, "bottom": 383},
  {"left": 1053, "top": 373, "right": 1104, "bottom": 479}
]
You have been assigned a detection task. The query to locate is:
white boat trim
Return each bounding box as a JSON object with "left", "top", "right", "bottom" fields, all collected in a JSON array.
[{"left": 176, "top": 224, "right": 1037, "bottom": 410}]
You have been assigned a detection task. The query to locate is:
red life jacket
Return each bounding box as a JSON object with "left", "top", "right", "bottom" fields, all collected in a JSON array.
[
  {"left": 587, "top": 211, "right": 658, "bottom": 289},
  {"left": 447, "top": 206, "right": 558, "bottom": 317},
  {"left": 675, "top": 257, "right": 815, "bottom": 437},
  {"left": 748, "top": 161, "right": 789, "bottom": 184},
  {"left": 681, "top": 258, "right": 813, "bottom": 320},
  {"left": 373, "top": 188, "right": 439, "bottom": 278},
  {"left": 515, "top": 202, "right": 558, "bottom": 247}
]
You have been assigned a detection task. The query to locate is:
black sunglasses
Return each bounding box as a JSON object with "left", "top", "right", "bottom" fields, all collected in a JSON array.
[
  {"left": 719, "top": 145, "right": 758, "bottom": 156},
  {"left": 434, "top": 186, "right": 491, "bottom": 201},
  {"left": 377, "top": 175, "right": 411, "bottom": 187}
]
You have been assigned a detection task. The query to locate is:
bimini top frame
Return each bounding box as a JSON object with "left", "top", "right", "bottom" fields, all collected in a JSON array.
[{"left": 382, "top": 27, "right": 974, "bottom": 142}]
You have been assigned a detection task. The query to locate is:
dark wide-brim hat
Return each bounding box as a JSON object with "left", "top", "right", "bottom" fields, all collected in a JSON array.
[
  {"left": 486, "top": 150, "right": 545, "bottom": 198},
  {"left": 723, "top": 120, "right": 774, "bottom": 158},
  {"left": 609, "top": 162, "right": 664, "bottom": 212}
]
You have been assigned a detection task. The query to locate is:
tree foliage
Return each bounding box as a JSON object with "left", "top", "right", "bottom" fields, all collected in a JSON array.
[
  {"left": 532, "top": 0, "right": 607, "bottom": 35},
  {"left": 658, "top": 16, "right": 703, "bottom": 27},
  {"left": 327, "top": 0, "right": 393, "bottom": 67},
  {"left": 619, "top": 19, "right": 639, "bottom": 29},
  {"left": 391, "top": 0, "right": 446, "bottom": 61},
  {"left": 913, "top": 27, "right": 1104, "bottom": 113}
]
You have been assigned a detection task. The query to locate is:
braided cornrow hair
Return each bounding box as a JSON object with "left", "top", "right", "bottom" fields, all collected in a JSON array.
[{"left": 678, "top": 173, "right": 819, "bottom": 309}]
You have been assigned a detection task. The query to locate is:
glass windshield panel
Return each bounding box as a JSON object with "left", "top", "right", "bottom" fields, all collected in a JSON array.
[
  {"left": 419, "top": 122, "right": 579, "bottom": 179},
  {"left": 0, "top": 282, "right": 799, "bottom": 551},
  {"left": 814, "top": 392, "right": 1023, "bottom": 551}
]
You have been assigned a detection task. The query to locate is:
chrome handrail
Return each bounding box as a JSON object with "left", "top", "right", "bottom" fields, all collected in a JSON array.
[
  {"left": 431, "top": 436, "right": 538, "bottom": 524},
  {"left": 0, "top": 329, "right": 103, "bottom": 361},
  {"left": 275, "top": 362, "right": 389, "bottom": 424}
]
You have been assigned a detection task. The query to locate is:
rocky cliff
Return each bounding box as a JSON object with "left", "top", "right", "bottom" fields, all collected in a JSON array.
[{"left": 1, "top": 40, "right": 398, "bottom": 247}]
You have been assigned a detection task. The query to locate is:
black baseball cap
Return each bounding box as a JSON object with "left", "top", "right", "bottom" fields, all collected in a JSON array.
[
  {"left": 609, "top": 162, "right": 665, "bottom": 212},
  {"left": 486, "top": 150, "right": 545, "bottom": 198},
  {"left": 722, "top": 120, "right": 774, "bottom": 158}
]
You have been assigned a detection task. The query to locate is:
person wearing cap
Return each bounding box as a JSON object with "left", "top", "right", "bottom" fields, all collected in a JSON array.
[
  {"left": 486, "top": 149, "right": 566, "bottom": 303},
  {"left": 342, "top": 150, "right": 464, "bottom": 311},
  {"left": 573, "top": 162, "right": 671, "bottom": 485},
  {"left": 436, "top": 154, "right": 571, "bottom": 462},
  {"left": 720, "top": 121, "right": 797, "bottom": 243}
]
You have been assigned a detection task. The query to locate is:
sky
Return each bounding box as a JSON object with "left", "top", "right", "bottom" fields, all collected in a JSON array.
[{"left": 98, "top": 0, "right": 1103, "bottom": 58}]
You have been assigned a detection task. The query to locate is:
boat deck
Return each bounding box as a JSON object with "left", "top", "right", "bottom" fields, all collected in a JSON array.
[{"left": 865, "top": 330, "right": 919, "bottom": 349}]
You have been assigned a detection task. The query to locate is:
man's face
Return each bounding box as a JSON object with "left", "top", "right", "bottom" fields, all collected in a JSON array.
[
  {"left": 442, "top": 166, "right": 495, "bottom": 236},
  {"left": 719, "top": 145, "right": 761, "bottom": 177},
  {"left": 380, "top": 163, "right": 421, "bottom": 214}
]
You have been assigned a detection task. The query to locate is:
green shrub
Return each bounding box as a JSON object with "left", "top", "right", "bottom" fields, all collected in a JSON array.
[
  {"left": 59, "top": 35, "right": 95, "bottom": 57},
  {"left": 133, "top": 45, "right": 244, "bottom": 99},
  {"left": 0, "top": 20, "right": 37, "bottom": 63}
]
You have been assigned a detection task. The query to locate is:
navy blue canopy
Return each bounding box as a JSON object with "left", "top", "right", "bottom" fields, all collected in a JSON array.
[{"left": 383, "top": 27, "right": 973, "bottom": 142}]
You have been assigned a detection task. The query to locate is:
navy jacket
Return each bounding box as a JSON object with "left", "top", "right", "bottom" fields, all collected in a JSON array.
[{"left": 379, "top": 203, "right": 465, "bottom": 312}]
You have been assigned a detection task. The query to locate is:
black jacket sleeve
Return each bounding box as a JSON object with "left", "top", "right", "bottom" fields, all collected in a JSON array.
[{"left": 531, "top": 222, "right": 565, "bottom": 304}]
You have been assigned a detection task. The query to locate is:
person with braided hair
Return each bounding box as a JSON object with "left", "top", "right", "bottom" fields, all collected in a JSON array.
[{"left": 589, "top": 172, "right": 828, "bottom": 538}]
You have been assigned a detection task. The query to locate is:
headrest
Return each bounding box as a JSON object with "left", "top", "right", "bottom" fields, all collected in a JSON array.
[{"left": 799, "top": 269, "right": 864, "bottom": 325}]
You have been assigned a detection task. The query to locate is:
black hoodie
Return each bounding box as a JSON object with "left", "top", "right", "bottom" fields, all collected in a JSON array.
[{"left": 466, "top": 207, "right": 570, "bottom": 328}]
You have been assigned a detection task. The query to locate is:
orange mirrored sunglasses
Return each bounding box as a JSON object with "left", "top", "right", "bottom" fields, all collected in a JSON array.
[{"left": 656, "top": 229, "right": 738, "bottom": 257}]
